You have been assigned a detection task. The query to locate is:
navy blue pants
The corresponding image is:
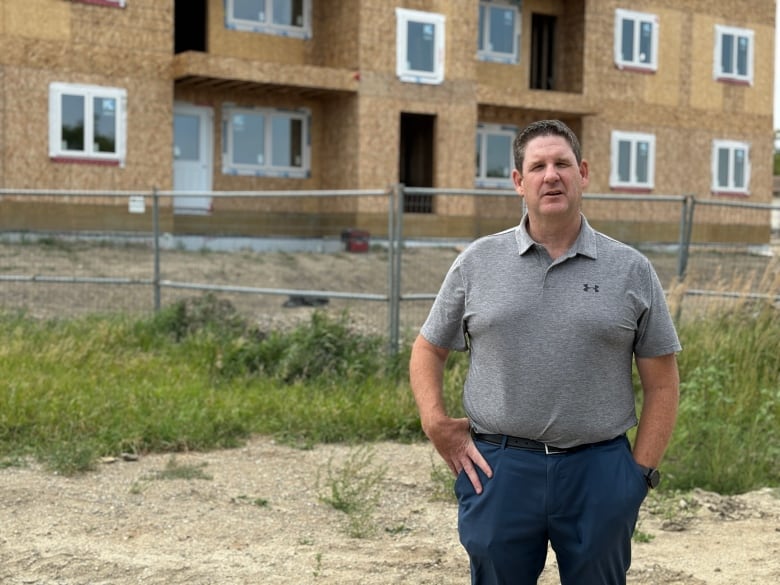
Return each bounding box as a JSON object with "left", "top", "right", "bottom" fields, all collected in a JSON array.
[{"left": 455, "top": 435, "right": 647, "bottom": 585}]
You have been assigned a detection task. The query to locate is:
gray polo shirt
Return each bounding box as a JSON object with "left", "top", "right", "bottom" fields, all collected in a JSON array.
[{"left": 420, "top": 215, "right": 681, "bottom": 448}]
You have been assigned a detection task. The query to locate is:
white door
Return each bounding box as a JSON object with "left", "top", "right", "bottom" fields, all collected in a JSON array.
[{"left": 173, "top": 104, "right": 213, "bottom": 215}]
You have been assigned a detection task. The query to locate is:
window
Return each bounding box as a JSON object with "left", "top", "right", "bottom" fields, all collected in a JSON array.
[
  {"left": 48, "top": 83, "right": 127, "bottom": 165},
  {"left": 222, "top": 107, "right": 310, "bottom": 178},
  {"left": 475, "top": 124, "right": 516, "bottom": 187},
  {"left": 712, "top": 140, "right": 750, "bottom": 194},
  {"left": 396, "top": 8, "right": 446, "bottom": 84},
  {"left": 225, "top": 0, "right": 311, "bottom": 39},
  {"left": 478, "top": 2, "right": 520, "bottom": 64},
  {"left": 714, "top": 25, "right": 754, "bottom": 84},
  {"left": 614, "top": 9, "right": 658, "bottom": 72},
  {"left": 610, "top": 131, "right": 655, "bottom": 190}
]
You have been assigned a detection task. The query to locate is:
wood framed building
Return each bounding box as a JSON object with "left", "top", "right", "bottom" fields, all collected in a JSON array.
[{"left": 0, "top": 0, "right": 775, "bottom": 242}]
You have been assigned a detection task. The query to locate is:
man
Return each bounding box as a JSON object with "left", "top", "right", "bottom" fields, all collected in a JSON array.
[{"left": 409, "top": 120, "right": 680, "bottom": 584}]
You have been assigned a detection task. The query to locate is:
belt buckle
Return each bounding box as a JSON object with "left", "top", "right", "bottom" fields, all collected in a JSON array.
[{"left": 544, "top": 443, "right": 564, "bottom": 455}]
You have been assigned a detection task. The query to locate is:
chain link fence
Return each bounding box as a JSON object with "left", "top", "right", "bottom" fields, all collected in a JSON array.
[{"left": 1, "top": 187, "right": 777, "bottom": 348}]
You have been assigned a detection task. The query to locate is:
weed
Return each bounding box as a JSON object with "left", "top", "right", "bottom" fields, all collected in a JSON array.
[
  {"left": 319, "top": 445, "right": 387, "bottom": 538},
  {"left": 0, "top": 302, "right": 776, "bottom": 493},
  {"left": 144, "top": 456, "right": 213, "bottom": 481},
  {"left": 233, "top": 494, "right": 270, "bottom": 508},
  {"left": 429, "top": 457, "right": 457, "bottom": 503},
  {"left": 313, "top": 552, "right": 323, "bottom": 577}
]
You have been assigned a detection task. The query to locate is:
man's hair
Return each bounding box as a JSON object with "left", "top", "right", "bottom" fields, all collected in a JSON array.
[{"left": 513, "top": 119, "right": 582, "bottom": 172}]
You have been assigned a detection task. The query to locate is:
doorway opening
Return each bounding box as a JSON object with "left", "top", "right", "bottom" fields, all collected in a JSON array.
[
  {"left": 175, "top": 0, "right": 207, "bottom": 53},
  {"left": 399, "top": 113, "right": 435, "bottom": 213},
  {"left": 530, "top": 14, "right": 556, "bottom": 90}
]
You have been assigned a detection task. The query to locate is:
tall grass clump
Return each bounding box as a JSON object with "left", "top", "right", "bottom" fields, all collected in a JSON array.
[
  {"left": 0, "top": 297, "right": 422, "bottom": 474},
  {"left": 662, "top": 302, "right": 779, "bottom": 493}
]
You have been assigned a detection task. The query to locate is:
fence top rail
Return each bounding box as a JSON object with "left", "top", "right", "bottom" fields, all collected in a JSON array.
[
  {"left": 2, "top": 188, "right": 775, "bottom": 209},
  {"left": 402, "top": 187, "right": 688, "bottom": 204},
  {"left": 402, "top": 187, "right": 517, "bottom": 196},
  {"left": 0, "top": 188, "right": 391, "bottom": 198},
  {"left": 693, "top": 199, "right": 779, "bottom": 211},
  {"left": 157, "top": 189, "right": 391, "bottom": 198},
  {"left": 0, "top": 189, "right": 150, "bottom": 198}
]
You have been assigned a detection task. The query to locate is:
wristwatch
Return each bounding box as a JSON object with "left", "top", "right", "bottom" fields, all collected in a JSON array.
[{"left": 637, "top": 465, "right": 661, "bottom": 489}]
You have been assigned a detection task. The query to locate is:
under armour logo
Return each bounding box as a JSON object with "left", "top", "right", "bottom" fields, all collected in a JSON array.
[{"left": 582, "top": 284, "right": 600, "bottom": 293}]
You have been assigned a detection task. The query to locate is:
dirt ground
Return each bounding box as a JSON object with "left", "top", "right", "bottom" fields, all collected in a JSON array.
[
  {"left": 1, "top": 437, "right": 779, "bottom": 585},
  {"left": 1, "top": 239, "right": 778, "bottom": 584}
]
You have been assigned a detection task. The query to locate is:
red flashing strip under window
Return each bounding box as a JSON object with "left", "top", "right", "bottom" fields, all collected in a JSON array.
[
  {"left": 610, "top": 186, "right": 653, "bottom": 194},
  {"left": 51, "top": 156, "right": 121, "bottom": 167},
  {"left": 70, "top": 0, "right": 126, "bottom": 8},
  {"left": 711, "top": 190, "right": 749, "bottom": 198},
  {"left": 615, "top": 65, "right": 656, "bottom": 75},
  {"left": 715, "top": 77, "right": 751, "bottom": 86}
]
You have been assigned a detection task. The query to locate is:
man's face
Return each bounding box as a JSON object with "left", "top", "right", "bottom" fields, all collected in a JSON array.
[{"left": 512, "top": 135, "right": 589, "bottom": 221}]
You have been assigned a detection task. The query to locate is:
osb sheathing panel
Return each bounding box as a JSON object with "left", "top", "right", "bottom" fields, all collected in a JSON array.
[
  {"left": 205, "top": 0, "right": 360, "bottom": 69},
  {"left": 0, "top": 66, "right": 5, "bottom": 185},
  {"left": 2, "top": 66, "right": 172, "bottom": 192},
  {"left": 688, "top": 15, "right": 774, "bottom": 116},
  {"left": 582, "top": 108, "right": 773, "bottom": 207},
  {"left": 173, "top": 85, "right": 365, "bottom": 217},
  {"left": 357, "top": 0, "right": 476, "bottom": 80},
  {"left": 0, "top": 201, "right": 156, "bottom": 233},
  {"left": 476, "top": 0, "right": 568, "bottom": 94},
  {"left": 209, "top": 0, "right": 317, "bottom": 66},
  {"left": 310, "top": 0, "right": 360, "bottom": 69},
  {"left": 71, "top": 0, "right": 172, "bottom": 52},
  {"left": 353, "top": 89, "right": 476, "bottom": 191},
  {"left": 3, "top": 0, "right": 70, "bottom": 40}
]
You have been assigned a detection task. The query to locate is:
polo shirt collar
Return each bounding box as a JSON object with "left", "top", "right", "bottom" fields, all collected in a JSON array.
[{"left": 514, "top": 214, "right": 598, "bottom": 259}]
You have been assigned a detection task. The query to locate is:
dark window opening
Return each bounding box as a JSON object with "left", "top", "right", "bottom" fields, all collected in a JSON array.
[
  {"left": 175, "top": 0, "right": 207, "bottom": 54},
  {"left": 530, "top": 14, "right": 556, "bottom": 90},
  {"left": 399, "top": 113, "right": 435, "bottom": 213}
]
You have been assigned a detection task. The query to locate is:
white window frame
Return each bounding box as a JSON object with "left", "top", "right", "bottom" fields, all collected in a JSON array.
[
  {"left": 714, "top": 25, "right": 754, "bottom": 85},
  {"left": 48, "top": 82, "right": 127, "bottom": 166},
  {"left": 396, "top": 8, "right": 446, "bottom": 85},
  {"left": 610, "top": 131, "right": 655, "bottom": 190},
  {"left": 225, "top": 0, "right": 312, "bottom": 39},
  {"left": 711, "top": 140, "right": 750, "bottom": 195},
  {"left": 222, "top": 106, "right": 310, "bottom": 178},
  {"left": 477, "top": 1, "right": 520, "bottom": 64},
  {"left": 475, "top": 123, "right": 516, "bottom": 188},
  {"left": 614, "top": 9, "right": 658, "bottom": 72}
]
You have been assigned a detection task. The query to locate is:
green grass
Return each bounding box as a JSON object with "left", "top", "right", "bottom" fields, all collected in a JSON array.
[{"left": 0, "top": 295, "right": 777, "bottom": 494}]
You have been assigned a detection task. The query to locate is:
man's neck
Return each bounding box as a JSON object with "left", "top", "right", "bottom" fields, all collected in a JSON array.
[{"left": 526, "top": 214, "right": 582, "bottom": 260}]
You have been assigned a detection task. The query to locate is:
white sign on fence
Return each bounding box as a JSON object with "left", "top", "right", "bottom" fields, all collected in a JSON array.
[{"left": 128, "top": 196, "right": 146, "bottom": 214}]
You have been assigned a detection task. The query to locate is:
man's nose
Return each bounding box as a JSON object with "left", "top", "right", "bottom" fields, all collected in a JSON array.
[{"left": 543, "top": 165, "right": 560, "bottom": 182}]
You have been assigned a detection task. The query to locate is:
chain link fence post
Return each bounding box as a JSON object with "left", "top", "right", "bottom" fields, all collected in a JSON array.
[
  {"left": 387, "top": 184, "right": 404, "bottom": 355},
  {"left": 677, "top": 194, "right": 696, "bottom": 281},
  {"left": 152, "top": 187, "right": 161, "bottom": 312}
]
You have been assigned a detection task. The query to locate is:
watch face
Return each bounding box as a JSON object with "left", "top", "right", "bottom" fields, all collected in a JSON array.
[{"left": 647, "top": 468, "right": 661, "bottom": 488}]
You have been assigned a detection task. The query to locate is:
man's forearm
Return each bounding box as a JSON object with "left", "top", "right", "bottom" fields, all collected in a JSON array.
[
  {"left": 409, "top": 335, "right": 450, "bottom": 433},
  {"left": 633, "top": 354, "right": 680, "bottom": 468}
]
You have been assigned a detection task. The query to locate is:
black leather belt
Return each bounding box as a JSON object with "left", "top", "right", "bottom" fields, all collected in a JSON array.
[{"left": 472, "top": 430, "right": 620, "bottom": 455}]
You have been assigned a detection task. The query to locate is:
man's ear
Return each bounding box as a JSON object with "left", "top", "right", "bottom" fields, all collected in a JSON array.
[
  {"left": 579, "top": 160, "right": 590, "bottom": 188},
  {"left": 511, "top": 168, "right": 524, "bottom": 195}
]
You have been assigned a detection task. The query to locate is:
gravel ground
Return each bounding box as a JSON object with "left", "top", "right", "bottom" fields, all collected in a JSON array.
[{"left": 1, "top": 437, "right": 779, "bottom": 584}]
